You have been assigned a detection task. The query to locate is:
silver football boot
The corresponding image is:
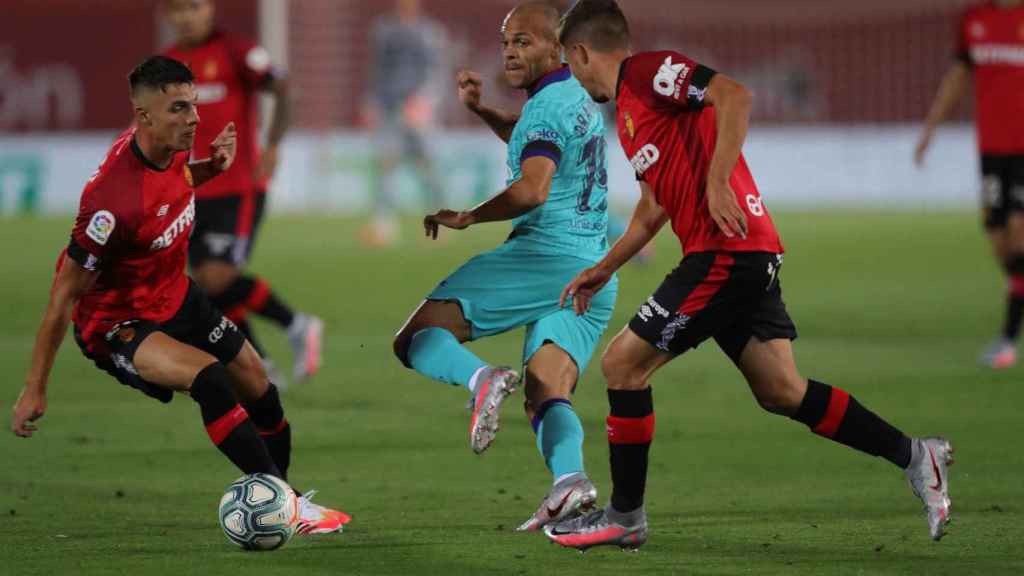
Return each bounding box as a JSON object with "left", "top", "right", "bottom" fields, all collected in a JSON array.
[
  {"left": 468, "top": 367, "right": 521, "bottom": 454},
  {"left": 905, "top": 436, "right": 954, "bottom": 541},
  {"left": 288, "top": 313, "right": 324, "bottom": 383},
  {"left": 544, "top": 507, "right": 648, "bottom": 552},
  {"left": 516, "top": 472, "right": 597, "bottom": 532}
]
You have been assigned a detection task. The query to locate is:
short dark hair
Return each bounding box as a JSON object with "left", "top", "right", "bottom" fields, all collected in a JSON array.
[
  {"left": 558, "top": 0, "right": 630, "bottom": 51},
  {"left": 128, "top": 56, "right": 194, "bottom": 97}
]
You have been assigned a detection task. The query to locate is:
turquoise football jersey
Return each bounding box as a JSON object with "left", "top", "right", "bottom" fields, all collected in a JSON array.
[{"left": 506, "top": 67, "right": 609, "bottom": 262}]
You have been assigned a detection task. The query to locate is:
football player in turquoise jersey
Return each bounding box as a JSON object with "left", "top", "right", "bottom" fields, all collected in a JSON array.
[{"left": 393, "top": 1, "right": 617, "bottom": 532}]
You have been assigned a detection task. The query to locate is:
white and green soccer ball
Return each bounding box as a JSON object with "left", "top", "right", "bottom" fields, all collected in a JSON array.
[{"left": 218, "top": 473, "right": 299, "bottom": 551}]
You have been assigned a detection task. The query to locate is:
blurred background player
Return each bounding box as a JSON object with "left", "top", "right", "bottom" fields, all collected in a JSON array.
[
  {"left": 9, "top": 56, "right": 348, "bottom": 536},
  {"left": 915, "top": 0, "right": 1024, "bottom": 369},
  {"left": 362, "top": 0, "right": 447, "bottom": 246},
  {"left": 547, "top": 0, "right": 953, "bottom": 551},
  {"left": 163, "top": 0, "right": 323, "bottom": 385},
  {"left": 392, "top": 2, "right": 617, "bottom": 531}
]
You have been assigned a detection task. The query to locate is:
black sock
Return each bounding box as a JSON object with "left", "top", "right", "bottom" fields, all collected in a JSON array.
[
  {"left": 244, "top": 384, "right": 291, "bottom": 480},
  {"left": 210, "top": 275, "right": 257, "bottom": 312},
  {"left": 1005, "top": 282, "right": 1024, "bottom": 341},
  {"left": 792, "top": 379, "right": 912, "bottom": 469},
  {"left": 253, "top": 287, "right": 296, "bottom": 329},
  {"left": 211, "top": 275, "right": 295, "bottom": 330},
  {"left": 191, "top": 363, "right": 280, "bottom": 477},
  {"left": 1004, "top": 258, "right": 1024, "bottom": 341},
  {"left": 607, "top": 388, "right": 655, "bottom": 513}
]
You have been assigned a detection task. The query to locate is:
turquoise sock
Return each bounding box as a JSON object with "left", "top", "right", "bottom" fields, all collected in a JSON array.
[
  {"left": 407, "top": 327, "right": 487, "bottom": 390},
  {"left": 534, "top": 400, "right": 585, "bottom": 479}
]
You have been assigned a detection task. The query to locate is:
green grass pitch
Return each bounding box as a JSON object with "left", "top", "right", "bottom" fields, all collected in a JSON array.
[{"left": 1, "top": 211, "right": 1022, "bottom": 575}]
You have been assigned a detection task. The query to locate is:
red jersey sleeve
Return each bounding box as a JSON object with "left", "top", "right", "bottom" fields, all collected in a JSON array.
[
  {"left": 625, "top": 51, "right": 717, "bottom": 111},
  {"left": 226, "top": 36, "right": 276, "bottom": 91},
  {"left": 68, "top": 177, "right": 131, "bottom": 271}
]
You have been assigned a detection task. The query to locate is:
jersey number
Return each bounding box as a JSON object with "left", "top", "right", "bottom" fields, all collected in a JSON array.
[{"left": 577, "top": 136, "right": 607, "bottom": 214}]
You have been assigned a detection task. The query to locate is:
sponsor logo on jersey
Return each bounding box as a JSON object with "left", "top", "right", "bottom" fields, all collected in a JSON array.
[
  {"left": 624, "top": 112, "right": 635, "bottom": 139},
  {"left": 527, "top": 128, "right": 560, "bottom": 144},
  {"left": 970, "top": 44, "right": 1024, "bottom": 66},
  {"left": 195, "top": 83, "right": 227, "bottom": 104},
  {"left": 86, "top": 210, "right": 116, "bottom": 246},
  {"left": 653, "top": 56, "right": 689, "bottom": 99},
  {"left": 157, "top": 204, "right": 169, "bottom": 217},
  {"left": 629, "top": 144, "right": 660, "bottom": 175},
  {"left": 183, "top": 164, "right": 193, "bottom": 187},
  {"left": 203, "top": 60, "right": 218, "bottom": 79},
  {"left": 150, "top": 195, "right": 195, "bottom": 251}
]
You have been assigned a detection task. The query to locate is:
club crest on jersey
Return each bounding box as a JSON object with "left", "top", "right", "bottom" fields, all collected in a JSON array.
[
  {"left": 653, "top": 56, "right": 689, "bottom": 99},
  {"left": 183, "top": 164, "right": 193, "bottom": 187},
  {"left": 203, "top": 60, "right": 218, "bottom": 79},
  {"left": 86, "top": 210, "right": 116, "bottom": 246},
  {"left": 624, "top": 112, "right": 635, "bottom": 139},
  {"left": 629, "top": 144, "right": 660, "bottom": 176},
  {"left": 150, "top": 196, "right": 195, "bottom": 251}
]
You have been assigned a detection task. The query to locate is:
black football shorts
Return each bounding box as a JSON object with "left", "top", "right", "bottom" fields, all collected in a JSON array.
[
  {"left": 74, "top": 280, "right": 247, "bottom": 402},
  {"left": 628, "top": 252, "right": 797, "bottom": 362}
]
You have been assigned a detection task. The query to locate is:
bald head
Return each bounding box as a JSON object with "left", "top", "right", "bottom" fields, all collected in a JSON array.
[
  {"left": 499, "top": 1, "right": 564, "bottom": 90},
  {"left": 503, "top": 1, "right": 561, "bottom": 43}
]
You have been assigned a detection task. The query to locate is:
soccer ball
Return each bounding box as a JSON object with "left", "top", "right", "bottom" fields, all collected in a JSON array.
[{"left": 218, "top": 473, "right": 299, "bottom": 551}]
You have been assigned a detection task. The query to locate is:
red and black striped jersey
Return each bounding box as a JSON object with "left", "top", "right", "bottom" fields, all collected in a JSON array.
[
  {"left": 64, "top": 128, "right": 194, "bottom": 351},
  {"left": 615, "top": 51, "right": 783, "bottom": 255}
]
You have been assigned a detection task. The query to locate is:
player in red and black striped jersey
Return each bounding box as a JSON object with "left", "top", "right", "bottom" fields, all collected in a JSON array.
[
  {"left": 544, "top": 0, "right": 953, "bottom": 550},
  {"left": 916, "top": 0, "right": 1024, "bottom": 368},
  {"left": 163, "top": 0, "right": 323, "bottom": 386},
  {"left": 10, "top": 57, "right": 348, "bottom": 534}
]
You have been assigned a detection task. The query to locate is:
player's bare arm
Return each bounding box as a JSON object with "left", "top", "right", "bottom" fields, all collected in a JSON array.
[
  {"left": 561, "top": 182, "right": 667, "bottom": 315},
  {"left": 423, "top": 155, "right": 555, "bottom": 239},
  {"left": 703, "top": 73, "right": 753, "bottom": 239},
  {"left": 457, "top": 69, "right": 520, "bottom": 143},
  {"left": 188, "top": 122, "right": 237, "bottom": 187},
  {"left": 915, "top": 62, "right": 970, "bottom": 167},
  {"left": 11, "top": 256, "right": 99, "bottom": 438},
  {"left": 258, "top": 76, "right": 290, "bottom": 180}
]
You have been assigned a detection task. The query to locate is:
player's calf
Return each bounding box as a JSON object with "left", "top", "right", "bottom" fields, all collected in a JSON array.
[
  {"left": 244, "top": 383, "right": 291, "bottom": 480},
  {"left": 226, "top": 341, "right": 271, "bottom": 403},
  {"left": 190, "top": 362, "right": 281, "bottom": 477}
]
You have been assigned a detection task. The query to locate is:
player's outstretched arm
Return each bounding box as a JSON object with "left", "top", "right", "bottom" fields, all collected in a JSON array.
[
  {"left": 423, "top": 155, "right": 554, "bottom": 239},
  {"left": 12, "top": 256, "right": 98, "bottom": 438},
  {"left": 915, "top": 62, "right": 970, "bottom": 167},
  {"left": 561, "top": 183, "right": 667, "bottom": 315},
  {"left": 457, "top": 69, "right": 520, "bottom": 143},
  {"left": 189, "top": 123, "right": 238, "bottom": 188},
  {"left": 703, "top": 73, "right": 753, "bottom": 240}
]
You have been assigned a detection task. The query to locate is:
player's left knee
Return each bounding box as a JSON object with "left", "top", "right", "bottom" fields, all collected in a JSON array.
[{"left": 752, "top": 375, "right": 804, "bottom": 416}]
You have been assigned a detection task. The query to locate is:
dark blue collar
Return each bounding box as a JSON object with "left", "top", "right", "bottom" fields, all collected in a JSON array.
[{"left": 527, "top": 65, "right": 571, "bottom": 99}]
